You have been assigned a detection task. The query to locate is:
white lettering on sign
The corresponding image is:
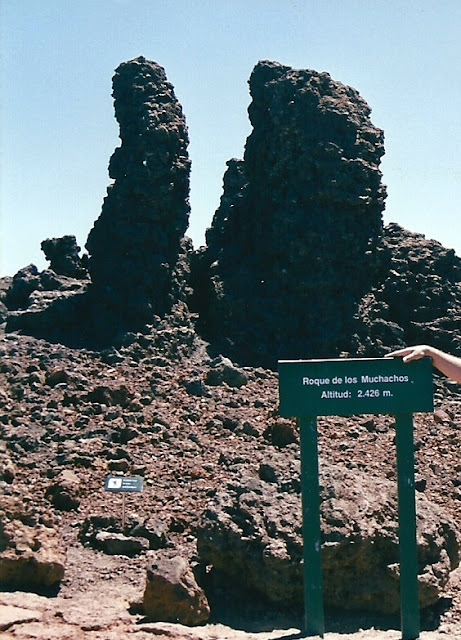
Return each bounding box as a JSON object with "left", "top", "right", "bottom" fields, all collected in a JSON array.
[
  {"left": 321, "top": 390, "right": 352, "bottom": 399},
  {"left": 303, "top": 372, "right": 412, "bottom": 404},
  {"left": 303, "top": 377, "right": 330, "bottom": 386},
  {"left": 105, "top": 475, "right": 144, "bottom": 492},
  {"left": 279, "top": 357, "right": 433, "bottom": 417},
  {"left": 361, "top": 374, "right": 409, "bottom": 383}
]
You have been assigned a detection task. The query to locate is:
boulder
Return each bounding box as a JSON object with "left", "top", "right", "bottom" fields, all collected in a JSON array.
[
  {"left": 0, "top": 451, "right": 15, "bottom": 483},
  {"left": 5, "top": 274, "right": 90, "bottom": 343},
  {"left": 4, "top": 265, "right": 40, "bottom": 310},
  {"left": 129, "top": 517, "right": 169, "bottom": 550},
  {"left": 0, "top": 495, "right": 66, "bottom": 591},
  {"left": 205, "top": 357, "right": 248, "bottom": 388},
  {"left": 85, "top": 384, "right": 133, "bottom": 407},
  {"left": 143, "top": 551, "right": 210, "bottom": 625},
  {"left": 79, "top": 513, "right": 169, "bottom": 554},
  {"left": 263, "top": 418, "right": 299, "bottom": 448},
  {"left": 196, "top": 454, "right": 459, "bottom": 616},
  {"left": 94, "top": 532, "right": 149, "bottom": 556},
  {"left": 355, "top": 223, "right": 461, "bottom": 357},
  {"left": 3, "top": 266, "right": 88, "bottom": 319},
  {"left": 45, "top": 469, "right": 81, "bottom": 512}
]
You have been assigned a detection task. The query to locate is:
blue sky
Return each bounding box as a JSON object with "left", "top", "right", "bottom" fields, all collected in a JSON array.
[{"left": 1, "top": 0, "right": 460, "bottom": 276}]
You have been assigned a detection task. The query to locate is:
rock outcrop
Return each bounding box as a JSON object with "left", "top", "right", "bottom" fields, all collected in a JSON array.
[
  {"left": 3, "top": 267, "right": 90, "bottom": 345},
  {"left": 192, "top": 60, "right": 387, "bottom": 367},
  {"left": 45, "top": 469, "right": 81, "bottom": 512},
  {"left": 2, "top": 58, "right": 461, "bottom": 367},
  {"left": 196, "top": 455, "right": 459, "bottom": 616},
  {"left": 0, "top": 495, "right": 66, "bottom": 592},
  {"left": 85, "top": 56, "right": 191, "bottom": 327},
  {"left": 40, "top": 235, "right": 88, "bottom": 279},
  {"left": 3, "top": 57, "right": 192, "bottom": 346},
  {"left": 354, "top": 223, "right": 461, "bottom": 357}
]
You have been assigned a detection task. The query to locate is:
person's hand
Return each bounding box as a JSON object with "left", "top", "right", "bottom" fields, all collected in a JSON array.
[
  {"left": 386, "top": 345, "right": 432, "bottom": 363},
  {"left": 387, "top": 345, "right": 461, "bottom": 382}
]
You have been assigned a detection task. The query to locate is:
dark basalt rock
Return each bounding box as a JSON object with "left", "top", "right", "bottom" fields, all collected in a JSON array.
[
  {"left": 3, "top": 57, "right": 193, "bottom": 347},
  {"left": 41, "top": 235, "right": 88, "bottom": 279},
  {"left": 4, "top": 264, "right": 41, "bottom": 310},
  {"left": 85, "top": 56, "right": 191, "bottom": 327},
  {"left": 191, "top": 60, "right": 387, "bottom": 368},
  {"left": 354, "top": 223, "right": 461, "bottom": 357},
  {"left": 2, "top": 58, "right": 461, "bottom": 366}
]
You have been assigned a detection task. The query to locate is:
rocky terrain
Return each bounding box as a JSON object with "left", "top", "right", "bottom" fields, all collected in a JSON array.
[
  {"left": 1, "top": 57, "right": 461, "bottom": 639},
  {"left": 0, "top": 325, "right": 460, "bottom": 639}
]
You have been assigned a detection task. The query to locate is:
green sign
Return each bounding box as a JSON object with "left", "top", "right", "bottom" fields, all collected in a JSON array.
[
  {"left": 278, "top": 357, "right": 433, "bottom": 417},
  {"left": 278, "top": 357, "right": 434, "bottom": 639}
]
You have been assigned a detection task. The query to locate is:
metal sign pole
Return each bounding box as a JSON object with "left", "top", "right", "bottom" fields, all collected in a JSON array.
[
  {"left": 122, "top": 492, "right": 126, "bottom": 533},
  {"left": 395, "top": 413, "right": 420, "bottom": 640},
  {"left": 299, "top": 416, "right": 325, "bottom": 637}
]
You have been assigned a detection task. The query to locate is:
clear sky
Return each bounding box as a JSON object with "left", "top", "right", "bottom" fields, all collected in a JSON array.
[{"left": 1, "top": 0, "right": 460, "bottom": 277}]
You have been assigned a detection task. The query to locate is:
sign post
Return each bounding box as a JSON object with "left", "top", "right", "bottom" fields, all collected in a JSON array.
[
  {"left": 278, "top": 357, "right": 434, "bottom": 639},
  {"left": 395, "top": 413, "right": 420, "bottom": 640},
  {"left": 299, "top": 415, "right": 324, "bottom": 636},
  {"left": 104, "top": 475, "right": 144, "bottom": 531}
]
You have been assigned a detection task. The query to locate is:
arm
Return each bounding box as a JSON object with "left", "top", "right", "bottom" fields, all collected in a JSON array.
[{"left": 387, "top": 345, "right": 461, "bottom": 383}]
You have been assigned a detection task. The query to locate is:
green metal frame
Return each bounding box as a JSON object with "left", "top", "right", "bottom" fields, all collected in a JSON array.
[{"left": 278, "top": 358, "right": 434, "bottom": 639}]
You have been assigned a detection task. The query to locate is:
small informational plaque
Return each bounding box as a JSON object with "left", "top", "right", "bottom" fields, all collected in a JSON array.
[
  {"left": 104, "top": 475, "right": 144, "bottom": 493},
  {"left": 278, "top": 357, "right": 434, "bottom": 417}
]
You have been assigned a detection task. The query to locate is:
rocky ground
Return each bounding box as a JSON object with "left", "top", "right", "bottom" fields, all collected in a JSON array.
[{"left": 1, "top": 325, "right": 460, "bottom": 639}]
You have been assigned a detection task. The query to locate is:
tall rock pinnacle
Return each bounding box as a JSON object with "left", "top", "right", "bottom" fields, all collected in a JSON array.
[
  {"left": 86, "top": 56, "right": 191, "bottom": 327},
  {"left": 193, "top": 60, "right": 387, "bottom": 367}
]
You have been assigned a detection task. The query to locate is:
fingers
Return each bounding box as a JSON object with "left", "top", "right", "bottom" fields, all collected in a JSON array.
[
  {"left": 386, "top": 346, "right": 426, "bottom": 362},
  {"left": 402, "top": 352, "right": 420, "bottom": 362},
  {"left": 386, "top": 347, "right": 413, "bottom": 358}
]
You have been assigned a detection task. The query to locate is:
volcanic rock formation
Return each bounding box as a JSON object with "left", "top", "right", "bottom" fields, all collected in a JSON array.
[
  {"left": 85, "top": 56, "right": 191, "bottom": 327},
  {"left": 2, "top": 56, "right": 461, "bottom": 638},
  {"left": 0, "top": 494, "right": 66, "bottom": 592},
  {"left": 355, "top": 223, "right": 461, "bottom": 357},
  {"left": 192, "top": 60, "right": 387, "bottom": 368},
  {"left": 40, "top": 235, "right": 88, "bottom": 280},
  {"left": 2, "top": 57, "right": 461, "bottom": 365},
  {"left": 4, "top": 57, "right": 192, "bottom": 346}
]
